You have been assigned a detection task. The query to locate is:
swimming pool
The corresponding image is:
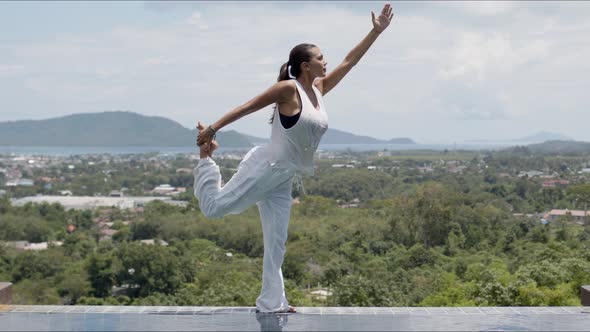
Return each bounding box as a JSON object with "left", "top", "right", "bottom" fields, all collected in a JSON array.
[{"left": 1, "top": 305, "right": 589, "bottom": 331}]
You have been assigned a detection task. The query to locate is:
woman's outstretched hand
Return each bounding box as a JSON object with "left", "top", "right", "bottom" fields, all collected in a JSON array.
[
  {"left": 196, "top": 122, "right": 214, "bottom": 146},
  {"left": 371, "top": 3, "right": 394, "bottom": 33}
]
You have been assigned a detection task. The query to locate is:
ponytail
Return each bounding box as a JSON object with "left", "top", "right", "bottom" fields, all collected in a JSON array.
[{"left": 277, "top": 62, "right": 290, "bottom": 82}]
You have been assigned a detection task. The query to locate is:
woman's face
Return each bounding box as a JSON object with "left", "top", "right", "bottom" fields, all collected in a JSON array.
[{"left": 304, "top": 47, "right": 328, "bottom": 78}]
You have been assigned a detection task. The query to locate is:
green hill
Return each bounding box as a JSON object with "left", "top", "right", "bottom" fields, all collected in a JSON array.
[
  {"left": 505, "top": 140, "right": 590, "bottom": 156},
  {"left": 516, "top": 131, "right": 572, "bottom": 142},
  {"left": 0, "top": 111, "right": 416, "bottom": 147},
  {"left": 321, "top": 128, "right": 415, "bottom": 144},
  {"left": 527, "top": 140, "right": 590, "bottom": 155},
  {"left": 0, "top": 111, "right": 253, "bottom": 147}
]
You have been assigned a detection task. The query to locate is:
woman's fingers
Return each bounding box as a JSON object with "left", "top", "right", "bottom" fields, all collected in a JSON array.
[
  {"left": 197, "top": 133, "right": 206, "bottom": 145},
  {"left": 382, "top": 3, "right": 392, "bottom": 18},
  {"left": 196, "top": 121, "right": 210, "bottom": 146},
  {"left": 197, "top": 134, "right": 213, "bottom": 146}
]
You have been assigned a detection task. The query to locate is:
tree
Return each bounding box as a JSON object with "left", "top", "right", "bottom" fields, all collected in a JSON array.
[
  {"left": 413, "top": 183, "right": 454, "bottom": 248},
  {"left": 567, "top": 184, "right": 590, "bottom": 225},
  {"left": 530, "top": 225, "right": 549, "bottom": 244},
  {"left": 0, "top": 196, "right": 10, "bottom": 214},
  {"left": 11, "top": 250, "right": 65, "bottom": 282},
  {"left": 115, "top": 243, "right": 192, "bottom": 297},
  {"left": 12, "top": 278, "right": 61, "bottom": 305},
  {"left": 329, "top": 274, "right": 401, "bottom": 306},
  {"left": 57, "top": 264, "right": 91, "bottom": 304},
  {"left": 86, "top": 253, "right": 115, "bottom": 298},
  {"left": 444, "top": 222, "right": 466, "bottom": 256}
]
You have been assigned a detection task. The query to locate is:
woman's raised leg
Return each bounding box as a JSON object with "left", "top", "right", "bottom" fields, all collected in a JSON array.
[{"left": 193, "top": 145, "right": 277, "bottom": 219}]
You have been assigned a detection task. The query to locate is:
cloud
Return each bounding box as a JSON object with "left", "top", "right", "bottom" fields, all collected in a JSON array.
[
  {"left": 1, "top": 2, "right": 590, "bottom": 141},
  {"left": 438, "top": 32, "right": 550, "bottom": 82},
  {"left": 185, "top": 11, "right": 201, "bottom": 24},
  {"left": 142, "top": 1, "right": 204, "bottom": 13},
  {"left": 437, "top": 92, "right": 510, "bottom": 121},
  {"left": 183, "top": 11, "right": 208, "bottom": 30},
  {"left": 142, "top": 57, "right": 176, "bottom": 66},
  {"left": 0, "top": 64, "right": 24, "bottom": 76},
  {"left": 446, "top": 1, "right": 516, "bottom": 16}
]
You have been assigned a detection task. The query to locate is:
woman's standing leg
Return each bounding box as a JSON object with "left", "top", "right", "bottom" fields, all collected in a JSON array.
[{"left": 255, "top": 174, "right": 294, "bottom": 313}]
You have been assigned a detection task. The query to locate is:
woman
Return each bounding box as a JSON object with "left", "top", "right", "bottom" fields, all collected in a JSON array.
[{"left": 194, "top": 3, "right": 394, "bottom": 313}]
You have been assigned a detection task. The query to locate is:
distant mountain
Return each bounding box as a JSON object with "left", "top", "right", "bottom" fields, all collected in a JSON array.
[
  {"left": 0, "top": 111, "right": 251, "bottom": 147},
  {"left": 0, "top": 111, "right": 415, "bottom": 147},
  {"left": 321, "top": 128, "right": 415, "bottom": 145},
  {"left": 515, "top": 131, "right": 572, "bottom": 142},
  {"left": 238, "top": 132, "right": 270, "bottom": 144},
  {"left": 243, "top": 128, "right": 415, "bottom": 145},
  {"left": 526, "top": 140, "right": 590, "bottom": 155},
  {"left": 388, "top": 137, "right": 415, "bottom": 144}
]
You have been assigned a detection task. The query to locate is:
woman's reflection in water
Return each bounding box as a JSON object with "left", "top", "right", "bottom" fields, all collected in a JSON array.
[{"left": 256, "top": 312, "right": 289, "bottom": 332}]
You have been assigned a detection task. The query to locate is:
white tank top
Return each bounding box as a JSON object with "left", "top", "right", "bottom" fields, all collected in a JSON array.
[{"left": 266, "top": 79, "right": 329, "bottom": 175}]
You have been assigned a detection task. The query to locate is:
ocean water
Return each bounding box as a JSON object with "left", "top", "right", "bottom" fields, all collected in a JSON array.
[{"left": 0, "top": 142, "right": 531, "bottom": 156}]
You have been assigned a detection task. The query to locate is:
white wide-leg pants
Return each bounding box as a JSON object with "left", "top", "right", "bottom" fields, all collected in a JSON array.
[{"left": 193, "top": 146, "right": 295, "bottom": 313}]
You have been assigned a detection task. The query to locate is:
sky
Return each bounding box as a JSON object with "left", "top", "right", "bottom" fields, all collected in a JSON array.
[{"left": 1, "top": 1, "right": 589, "bottom": 144}]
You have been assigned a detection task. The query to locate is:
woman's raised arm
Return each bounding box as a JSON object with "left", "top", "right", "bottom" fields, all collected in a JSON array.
[
  {"left": 315, "top": 3, "right": 394, "bottom": 96},
  {"left": 197, "top": 80, "right": 295, "bottom": 146}
]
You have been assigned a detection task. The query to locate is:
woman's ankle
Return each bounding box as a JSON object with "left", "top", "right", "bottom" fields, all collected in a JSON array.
[
  {"left": 208, "top": 140, "right": 219, "bottom": 158},
  {"left": 199, "top": 143, "right": 210, "bottom": 159}
]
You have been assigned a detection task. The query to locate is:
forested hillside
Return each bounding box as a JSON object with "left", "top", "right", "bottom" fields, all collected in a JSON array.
[{"left": 1, "top": 149, "right": 590, "bottom": 307}]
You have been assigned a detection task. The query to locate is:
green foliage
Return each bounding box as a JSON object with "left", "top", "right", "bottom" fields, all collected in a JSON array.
[
  {"left": 4, "top": 149, "right": 590, "bottom": 307},
  {"left": 444, "top": 222, "right": 466, "bottom": 256},
  {"left": 56, "top": 263, "right": 91, "bottom": 304},
  {"left": 0, "top": 214, "right": 53, "bottom": 242},
  {"left": 330, "top": 274, "right": 402, "bottom": 306},
  {"left": 86, "top": 253, "right": 115, "bottom": 298},
  {"left": 420, "top": 272, "right": 478, "bottom": 306},
  {"left": 12, "top": 278, "right": 61, "bottom": 305},
  {"left": 305, "top": 169, "right": 397, "bottom": 201},
  {"left": 515, "top": 283, "right": 578, "bottom": 306},
  {"left": 11, "top": 250, "right": 66, "bottom": 282},
  {"left": 115, "top": 242, "right": 195, "bottom": 297},
  {"left": 62, "top": 232, "right": 96, "bottom": 259},
  {"left": 531, "top": 225, "right": 550, "bottom": 243},
  {"left": 292, "top": 195, "right": 337, "bottom": 218}
]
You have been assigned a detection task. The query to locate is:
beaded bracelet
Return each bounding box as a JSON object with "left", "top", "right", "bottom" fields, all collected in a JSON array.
[{"left": 208, "top": 125, "right": 217, "bottom": 139}]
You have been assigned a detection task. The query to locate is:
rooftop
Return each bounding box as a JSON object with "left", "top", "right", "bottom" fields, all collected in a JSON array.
[{"left": 1, "top": 305, "right": 589, "bottom": 331}]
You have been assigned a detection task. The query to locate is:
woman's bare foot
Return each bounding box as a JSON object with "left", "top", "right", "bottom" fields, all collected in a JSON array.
[
  {"left": 209, "top": 140, "right": 219, "bottom": 157},
  {"left": 287, "top": 306, "right": 296, "bottom": 313},
  {"left": 199, "top": 142, "right": 210, "bottom": 159}
]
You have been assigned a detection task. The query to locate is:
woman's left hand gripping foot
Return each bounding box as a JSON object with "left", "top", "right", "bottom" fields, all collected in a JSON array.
[{"left": 196, "top": 121, "right": 219, "bottom": 158}]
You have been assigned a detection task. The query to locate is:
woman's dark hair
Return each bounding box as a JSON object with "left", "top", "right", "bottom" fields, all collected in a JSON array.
[
  {"left": 278, "top": 43, "right": 317, "bottom": 82},
  {"left": 270, "top": 43, "right": 317, "bottom": 124}
]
